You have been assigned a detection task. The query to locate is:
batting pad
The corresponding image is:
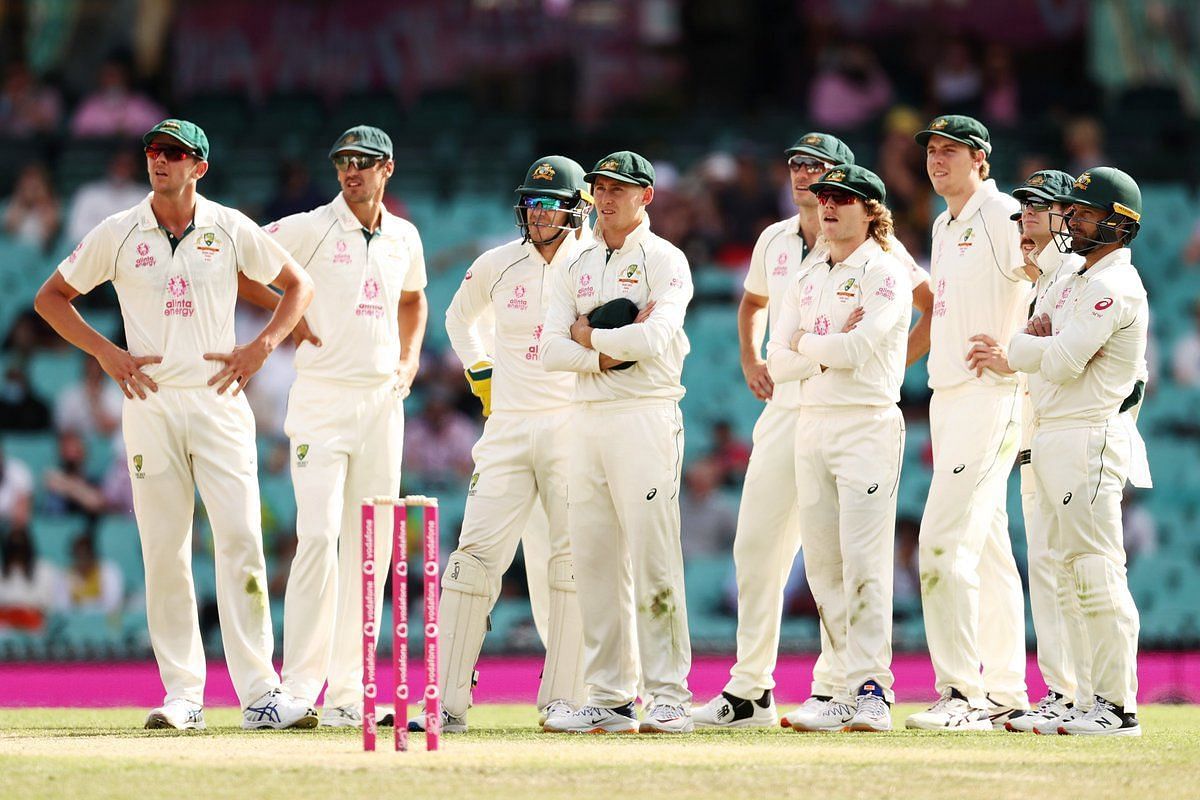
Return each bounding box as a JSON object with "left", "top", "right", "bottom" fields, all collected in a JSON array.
[
  {"left": 438, "top": 551, "right": 493, "bottom": 718},
  {"left": 538, "top": 555, "right": 586, "bottom": 710}
]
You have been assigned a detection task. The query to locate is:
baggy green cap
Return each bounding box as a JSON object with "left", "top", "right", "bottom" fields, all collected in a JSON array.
[
  {"left": 328, "top": 125, "right": 393, "bottom": 159},
  {"left": 585, "top": 151, "right": 655, "bottom": 187},
  {"left": 1012, "top": 170, "right": 1076, "bottom": 204},
  {"left": 143, "top": 119, "right": 210, "bottom": 160},
  {"left": 915, "top": 114, "right": 992, "bottom": 155},
  {"left": 785, "top": 132, "right": 855, "bottom": 166},
  {"left": 808, "top": 163, "right": 887, "bottom": 204}
]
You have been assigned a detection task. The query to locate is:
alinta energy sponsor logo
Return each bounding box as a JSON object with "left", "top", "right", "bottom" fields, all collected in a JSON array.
[
  {"left": 772, "top": 252, "right": 789, "bottom": 277},
  {"left": 334, "top": 239, "right": 352, "bottom": 265},
  {"left": 933, "top": 278, "right": 947, "bottom": 318},
  {"left": 577, "top": 273, "right": 595, "bottom": 299},
  {"left": 135, "top": 241, "right": 156, "bottom": 269},
  {"left": 526, "top": 323, "right": 543, "bottom": 362},
  {"left": 875, "top": 274, "right": 896, "bottom": 301},
  {"left": 508, "top": 283, "right": 528, "bottom": 311},
  {"left": 164, "top": 275, "right": 194, "bottom": 317},
  {"left": 356, "top": 277, "right": 384, "bottom": 318},
  {"left": 68, "top": 240, "right": 84, "bottom": 263},
  {"left": 813, "top": 314, "right": 831, "bottom": 335}
]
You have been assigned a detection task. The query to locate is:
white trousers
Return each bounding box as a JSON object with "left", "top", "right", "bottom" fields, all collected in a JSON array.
[
  {"left": 281, "top": 376, "right": 404, "bottom": 708},
  {"left": 919, "top": 384, "right": 1028, "bottom": 709},
  {"left": 795, "top": 405, "right": 904, "bottom": 703},
  {"left": 726, "top": 402, "right": 837, "bottom": 699},
  {"left": 522, "top": 502, "right": 551, "bottom": 646},
  {"left": 568, "top": 399, "right": 691, "bottom": 708},
  {"left": 122, "top": 386, "right": 278, "bottom": 708},
  {"left": 1032, "top": 422, "right": 1139, "bottom": 711}
]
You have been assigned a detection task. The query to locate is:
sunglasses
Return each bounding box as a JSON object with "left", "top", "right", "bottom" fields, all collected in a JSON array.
[
  {"left": 332, "top": 153, "right": 385, "bottom": 171},
  {"left": 789, "top": 157, "right": 832, "bottom": 174},
  {"left": 815, "top": 189, "right": 860, "bottom": 206},
  {"left": 519, "top": 196, "right": 570, "bottom": 210},
  {"left": 1020, "top": 199, "right": 1052, "bottom": 212},
  {"left": 144, "top": 144, "right": 196, "bottom": 162}
]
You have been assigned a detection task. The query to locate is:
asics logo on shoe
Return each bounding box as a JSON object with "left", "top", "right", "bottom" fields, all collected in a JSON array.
[{"left": 245, "top": 702, "right": 281, "bottom": 723}]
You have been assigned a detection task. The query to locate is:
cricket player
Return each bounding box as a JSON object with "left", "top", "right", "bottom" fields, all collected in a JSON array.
[
  {"left": 33, "top": 119, "right": 317, "bottom": 730},
  {"left": 694, "top": 133, "right": 932, "bottom": 731},
  {"left": 965, "top": 169, "right": 1087, "bottom": 733},
  {"left": 1009, "top": 167, "right": 1149, "bottom": 736},
  {"left": 237, "top": 126, "right": 429, "bottom": 727},
  {"left": 540, "top": 151, "right": 695, "bottom": 734},
  {"left": 766, "top": 165, "right": 912, "bottom": 732},
  {"left": 906, "top": 115, "right": 1030, "bottom": 731},
  {"left": 431, "top": 155, "right": 594, "bottom": 732}
]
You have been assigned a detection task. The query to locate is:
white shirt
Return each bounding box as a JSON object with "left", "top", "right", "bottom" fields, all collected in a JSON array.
[
  {"left": 53, "top": 381, "right": 123, "bottom": 435},
  {"left": 1009, "top": 248, "right": 1148, "bottom": 427},
  {"left": 767, "top": 238, "right": 912, "bottom": 407},
  {"left": 928, "top": 179, "right": 1029, "bottom": 390},
  {"left": 0, "top": 457, "right": 33, "bottom": 519},
  {"left": 541, "top": 216, "right": 693, "bottom": 403},
  {"left": 59, "top": 193, "right": 293, "bottom": 389},
  {"left": 445, "top": 231, "right": 591, "bottom": 413},
  {"left": 266, "top": 194, "right": 427, "bottom": 387}
]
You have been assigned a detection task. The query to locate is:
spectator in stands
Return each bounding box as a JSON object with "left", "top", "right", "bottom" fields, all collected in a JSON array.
[
  {"left": 1063, "top": 117, "right": 1107, "bottom": 177},
  {"left": 402, "top": 387, "right": 479, "bottom": 487},
  {"left": 0, "top": 442, "right": 33, "bottom": 535},
  {"left": 43, "top": 430, "right": 109, "bottom": 521},
  {"left": 808, "top": 44, "right": 894, "bottom": 130},
  {"left": 929, "top": 41, "right": 982, "bottom": 114},
  {"left": 1121, "top": 488, "right": 1157, "bottom": 566},
  {"left": 0, "top": 365, "right": 51, "bottom": 431},
  {"left": 1171, "top": 298, "right": 1200, "bottom": 386},
  {"left": 0, "top": 527, "right": 64, "bottom": 630},
  {"left": 877, "top": 106, "right": 933, "bottom": 245},
  {"left": 981, "top": 44, "right": 1020, "bottom": 127},
  {"left": 263, "top": 160, "right": 325, "bottom": 222},
  {"left": 713, "top": 152, "right": 782, "bottom": 266},
  {"left": 54, "top": 357, "right": 122, "bottom": 437},
  {"left": 680, "top": 459, "right": 737, "bottom": 558},
  {"left": 65, "top": 533, "right": 123, "bottom": 614},
  {"left": 64, "top": 151, "right": 147, "bottom": 245},
  {"left": 70, "top": 57, "right": 165, "bottom": 138},
  {"left": 2, "top": 162, "right": 61, "bottom": 252},
  {"left": 0, "top": 63, "right": 62, "bottom": 137},
  {"left": 708, "top": 419, "right": 751, "bottom": 487},
  {"left": 100, "top": 437, "right": 133, "bottom": 515}
]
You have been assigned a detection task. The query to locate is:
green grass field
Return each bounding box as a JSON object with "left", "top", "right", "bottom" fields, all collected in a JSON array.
[{"left": 2, "top": 704, "right": 1197, "bottom": 799}]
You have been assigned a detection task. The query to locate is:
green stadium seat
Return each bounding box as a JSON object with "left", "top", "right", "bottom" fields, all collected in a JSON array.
[
  {"left": 29, "top": 515, "right": 88, "bottom": 566},
  {"left": 95, "top": 515, "right": 143, "bottom": 591},
  {"left": 27, "top": 349, "right": 84, "bottom": 404}
]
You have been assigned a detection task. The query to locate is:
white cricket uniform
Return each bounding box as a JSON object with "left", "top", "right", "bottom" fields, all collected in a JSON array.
[
  {"left": 727, "top": 218, "right": 929, "bottom": 700},
  {"left": 1016, "top": 241, "right": 1084, "bottom": 703},
  {"left": 58, "top": 192, "right": 296, "bottom": 708},
  {"left": 1010, "top": 247, "right": 1149, "bottom": 712},
  {"left": 541, "top": 215, "right": 693, "bottom": 708},
  {"left": 921, "top": 178, "right": 1030, "bottom": 709},
  {"left": 767, "top": 238, "right": 912, "bottom": 702},
  {"left": 440, "top": 231, "right": 592, "bottom": 716},
  {"left": 267, "top": 193, "right": 427, "bottom": 709}
]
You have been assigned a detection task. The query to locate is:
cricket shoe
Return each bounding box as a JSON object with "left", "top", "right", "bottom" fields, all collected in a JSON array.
[
  {"left": 693, "top": 690, "right": 777, "bottom": 728},
  {"left": 145, "top": 698, "right": 206, "bottom": 730},
  {"left": 1007, "top": 691, "right": 1071, "bottom": 733},
  {"left": 844, "top": 682, "right": 891, "bottom": 732},
  {"left": 542, "top": 702, "right": 638, "bottom": 734},
  {"left": 241, "top": 688, "right": 319, "bottom": 730},
  {"left": 1034, "top": 704, "right": 1082, "bottom": 735},
  {"left": 538, "top": 699, "right": 576, "bottom": 727},
  {"left": 639, "top": 703, "right": 694, "bottom": 734},
  {"left": 904, "top": 688, "right": 991, "bottom": 731},
  {"left": 986, "top": 694, "right": 1028, "bottom": 730},
  {"left": 320, "top": 704, "right": 396, "bottom": 728},
  {"left": 1058, "top": 696, "right": 1141, "bottom": 737},
  {"left": 407, "top": 708, "right": 468, "bottom": 734},
  {"left": 782, "top": 695, "right": 854, "bottom": 732}
]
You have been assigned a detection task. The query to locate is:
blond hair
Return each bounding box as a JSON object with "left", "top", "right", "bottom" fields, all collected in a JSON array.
[
  {"left": 979, "top": 158, "right": 991, "bottom": 180},
  {"left": 865, "top": 199, "right": 894, "bottom": 251}
]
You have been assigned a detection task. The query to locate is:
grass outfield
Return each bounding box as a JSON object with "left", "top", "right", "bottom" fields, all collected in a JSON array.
[{"left": 1, "top": 704, "right": 1197, "bottom": 799}]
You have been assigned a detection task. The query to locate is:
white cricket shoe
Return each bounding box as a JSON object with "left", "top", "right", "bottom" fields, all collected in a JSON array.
[
  {"left": 844, "top": 682, "right": 892, "bottom": 732},
  {"left": 241, "top": 688, "right": 319, "bottom": 730},
  {"left": 639, "top": 703, "right": 694, "bottom": 734},
  {"left": 542, "top": 703, "right": 638, "bottom": 734},
  {"left": 1006, "top": 691, "right": 1071, "bottom": 733},
  {"left": 1058, "top": 697, "right": 1141, "bottom": 736},
  {"left": 904, "top": 689, "right": 991, "bottom": 731},
  {"left": 986, "top": 694, "right": 1029, "bottom": 730},
  {"left": 407, "top": 708, "right": 468, "bottom": 734},
  {"left": 539, "top": 699, "right": 576, "bottom": 727},
  {"left": 782, "top": 696, "right": 854, "bottom": 732},
  {"left": 145, "top": 699, "right": 206, "bottom": 730},
  {"left": 1034, "top": 703, "right": 1083, "bottom": 735},
  {"left": 693, "top": 690, "right": 777, "bottom": 728}
]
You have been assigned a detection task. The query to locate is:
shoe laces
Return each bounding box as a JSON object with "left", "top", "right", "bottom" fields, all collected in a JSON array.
[
  {"left": 652, "top": 704, "right": 685, "bottom": 721},
  {"left": 826, "top": 701, "right": 854, "bottom": 718},
  {"left": 1079, "top": 698, "right": 1116, "bottom": 721},
  {"left": 857, "top": 694, "right": 888, "bottom": 718},
  {"left": 926, "top": 690, "right": 956, "bottom": 713}
]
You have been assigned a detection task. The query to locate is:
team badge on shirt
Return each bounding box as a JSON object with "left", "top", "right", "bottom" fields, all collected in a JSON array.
[
  {"left": 196, "top": 232, "right": 222, "bottom": 262},
  {"left": 132, "top": 454, "right": 144, "bottom": 479},
  {"left": 837, "top": 277, "right": 857, "bottom": 301},
  {"left": 296, "top": 444, "right": 310, "bottom": 467},
  {"left": 956, "top": 227, "right": 975, "bottom": 255},
  {"left": 468, "top": 472, "right": 480, "bottom": 496}
]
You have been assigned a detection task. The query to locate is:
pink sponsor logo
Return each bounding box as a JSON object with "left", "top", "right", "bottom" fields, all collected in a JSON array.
[
  {"left": 577, "top": 273, "right": 595, "bottom": 298},
  {"left": 772, "top": 252, "right": 789, "bottom": 277},
  {"left": 164, "top": 275, "right": 193, "bottom": 317},
  {"left": 1055, "top": 286, "right": 1072, "bottom": 310},
  {"left": 134, "top": 241, "right": 156, "bottom": 269},
  {"left": 932, "top": 278, "right": 947, "bottom": 317},
  {"left": 334, "top": 239, "right": 352, "bottom": 265},
  {"left": 363, "top": 278, "right": 380, "bottom": 300},
  {"left": 266, "top": 222, "right": 281, "bottom": 234},
  {"left": 507, "top": 284, "right": 528, "bottom": 311},
  {"left": 533, "top": 324, "right": 543, "bottom": 340},
  {"left": 813, "top": 314, "right": 831, "bottom": 335},
  {"left": 68, "top": 240, "right": 84, "bottom": 264},
  {"left": 356, "top": 277, "right": 384, "bottom": 318}
]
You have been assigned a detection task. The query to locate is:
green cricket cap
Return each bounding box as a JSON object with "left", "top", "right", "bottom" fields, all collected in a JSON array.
[
  {"left": 143, "top": 119, "right": 209, "bottom": 160},
  {"left": 585, "top": 151, "right": 655, "bottom": 187},
  {"left": 1012, "top": 170, "right": 1076, "bottom": 204},
  {"left": 785, "top": 132, "right": 856, "bottom": 166},
  {"left": 1054, "top": 166, "right": 1142, "bottom": 223},
  {"left": 328, "top": 125, "right": 393, "bottom": 159},
  {"left": 915, "top": 114, "right": 992, "bottom": 155},
  {"left": 808, "top": 163, "right": 887, "bottom": 204}
]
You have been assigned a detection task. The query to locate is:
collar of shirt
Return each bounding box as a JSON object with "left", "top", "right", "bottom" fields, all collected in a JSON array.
[
  {"left": 522, "top": 226, "right": 592, "bottom": 269},
  {"left": 1078, "top": 246, "right": 1132, "bottom": 278},
  {"left": 594, "top": 213, "right": 652, "bottom": 259},
  {"left": 332, "top": 192, "right": 398, "bottom": 239},
  {"left": 946, "top": 178, "right": 1000, "bottom": 225},
  {"left": 135, "top": 191, "right": 215, "bottom": 232},
  {"left": 819, "top": 237, "right": 883, "bottom": 272}
]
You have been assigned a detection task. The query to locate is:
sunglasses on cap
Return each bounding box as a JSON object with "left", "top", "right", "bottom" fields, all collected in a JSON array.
[
  {"left": 519, "top": 196, "right": 572, "bottom": 211},
  {"left": 144, "top": 144, "right": 197, "bottom": 162},
  {"left": 332, "top": 153, "right": 385, "bottom": 171},
  {"left": 815, "top": 189, "right": 860, "bottom": 206},
  {"left": 1020, "top": 199, "right": 1052, "bottom": 212},
  {"left": 788, "top": 156, "right": 831, "bottom": 174}
]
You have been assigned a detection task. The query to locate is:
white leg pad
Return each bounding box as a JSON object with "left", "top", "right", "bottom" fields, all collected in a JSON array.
[
  {"left": 439, "top": 550, "right": 494, "bottom": 718},
  {"left": 537, "top": 554, "right": 587, "bottom": 710}
]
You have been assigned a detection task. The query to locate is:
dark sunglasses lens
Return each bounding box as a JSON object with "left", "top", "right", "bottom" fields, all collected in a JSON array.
[
  {"left": 334, "top": 154, "right": 381, "bottom": 170},
  {"left": 145, "top": 145, "right": 191, "bottom": 161},
  {"left": 818, "top": 191, "right": 856, "bottom": 206}
]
